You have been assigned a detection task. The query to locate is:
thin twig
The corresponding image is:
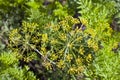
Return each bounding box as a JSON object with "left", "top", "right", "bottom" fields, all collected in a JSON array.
[
  {"left": 34, "top": 48, "right": 56, "bottom": 64},
  {"left": 29, "top": 44, "right": 56, "bottom": 65}
]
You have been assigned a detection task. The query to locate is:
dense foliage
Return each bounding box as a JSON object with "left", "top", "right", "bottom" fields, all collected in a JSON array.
[{"left": 0, "top": 0, "right": 120, "bottom": 80}]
